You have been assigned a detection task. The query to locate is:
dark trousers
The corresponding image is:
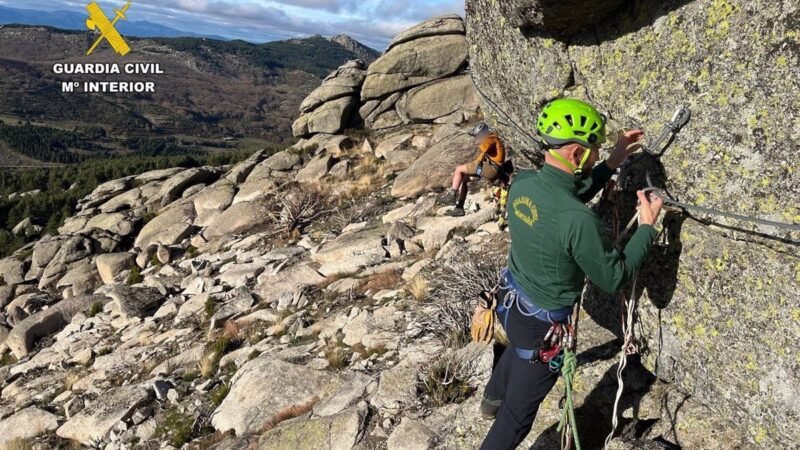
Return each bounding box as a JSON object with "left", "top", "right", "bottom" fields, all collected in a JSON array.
[{"left": 480, "top": 312, "right": 559, "bottom": 449}]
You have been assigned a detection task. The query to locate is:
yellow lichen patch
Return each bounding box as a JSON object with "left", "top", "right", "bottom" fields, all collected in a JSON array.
[
  {"left": 775, "top": 55, "right": 788, "bottom": 67},
  {"left": 754, "top": 426, "right": 768, "bottom": 445},
  {"left": 745, "top": 354, "right": 758, "bottom": 371}
]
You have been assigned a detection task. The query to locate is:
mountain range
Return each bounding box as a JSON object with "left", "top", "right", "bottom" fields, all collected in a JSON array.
[
  {"left": 0, "top": 24, "right": 379, "bottom": 165},
  {"left": 0, "top": 5, "right": 225, "bottom": 40}
]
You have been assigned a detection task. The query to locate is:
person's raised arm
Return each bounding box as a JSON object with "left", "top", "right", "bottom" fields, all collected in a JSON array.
[{"left": 568, "top": 190, "right": 663, "bottom": 293}]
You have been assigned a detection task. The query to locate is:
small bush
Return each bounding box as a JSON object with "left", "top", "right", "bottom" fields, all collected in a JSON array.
[
  {"left": 210, "top": 383, "right": 230, "bottom": 406},
  {"left": 1, "top": 352, "right": 19, "bottom": 367},
  {"left": 222, "top": 320, "right": 241, "bottom": 341},
  {"left": 417, "top": 245, "right": 504, "bottom": 348},
  {"left": 150, "top": 253, "right": 162, "bottom": 267},
  {"left": 407, "top": 277, "right": 429, "bottom": 301},
  {"left": 156, "top": 407, "right": 194, "bottom": 447},
  {"left": 204, "top": 297, "right": 217, "bottom": 320},
  {"left": 182, "top": 370, "right": 200, "bottom": 383},
  {"left": 2, "top": 438, "right": 33, "bottom": 450},
  {"left": 351, "top": 343, "right": 387, "bottom": 360},
  {"left": 361, "top": 269, "right": 403, "bottom": 294},
  {"left": 418, "top": 353, "right": 477, "bottom": 407},
  {"left": 260, "top": 185, "right": 333, "bottom": 235},
  {"left": 200, "top": 331, "right": 242, "bottom": 378},
  {"left": 325, "top": 346, "right": 348, "bottom": 370},
  {"left": 87, "top": 301, "right": 104, "bottom": 318},
  {"left": 185, "top": 245, "right": 200, "bottom": 259},
  {"left": 126, "top": 266, "right": 143, "bottom": 285}
]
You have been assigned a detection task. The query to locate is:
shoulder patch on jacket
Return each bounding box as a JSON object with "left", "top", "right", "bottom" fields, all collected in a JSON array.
[{"left": 512, "top": 196, "right": 538, "bottom": 227}]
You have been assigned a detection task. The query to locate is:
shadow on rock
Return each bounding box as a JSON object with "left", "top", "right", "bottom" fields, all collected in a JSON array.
[
  {"left": 528, "top": 355, "right": 661, "bottom": 450},
  {"left": 517, "top": 0, "right": 697, "bottom": 44}
]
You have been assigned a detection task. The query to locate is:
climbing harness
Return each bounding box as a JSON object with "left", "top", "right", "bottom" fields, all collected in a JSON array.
[{"left": 493, "top": 268, "right": 582, "bottom": 449}]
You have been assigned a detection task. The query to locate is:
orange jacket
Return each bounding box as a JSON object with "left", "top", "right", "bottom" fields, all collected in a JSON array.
[{"left": 475, "top": 134, "right": 505, "bottom": 166}]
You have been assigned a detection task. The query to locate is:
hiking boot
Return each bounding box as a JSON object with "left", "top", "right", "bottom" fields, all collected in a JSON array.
[
  {"left": 448, "top": 207, "right": 466, "bottom": 217},
  {"left": 480, "top": 397, "right": 501, "bottom": 420}
]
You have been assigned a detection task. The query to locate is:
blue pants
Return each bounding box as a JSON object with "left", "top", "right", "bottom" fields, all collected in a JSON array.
[{"left": 480, "top": 306, "right": 559, "bottom": 449}]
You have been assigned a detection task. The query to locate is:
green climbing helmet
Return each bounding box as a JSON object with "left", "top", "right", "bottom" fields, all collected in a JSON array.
[{"left": 537, "top": 98, "right": 606, "bottom": 148}]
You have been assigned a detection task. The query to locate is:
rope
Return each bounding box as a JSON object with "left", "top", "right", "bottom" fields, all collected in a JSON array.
[
  {"left": 558, "top": 298, "right": 583, "bottom": 450},
  {"left": 468, "top": 71, "right": 545, "bottom": 165},
  {"left": 558, "top": 350, "right": 581, "bottom": 450},
  {"left": 604, "top": 272, "right": 639, "bottom": 449}
]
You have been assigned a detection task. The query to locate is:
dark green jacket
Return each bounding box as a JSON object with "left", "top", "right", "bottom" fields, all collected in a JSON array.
[{"left": 507, "top": 163, "right": 657, "bottom": 311}]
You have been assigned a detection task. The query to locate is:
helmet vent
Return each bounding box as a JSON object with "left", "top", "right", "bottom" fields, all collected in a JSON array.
[
  {"left": 574, "top": 131, "right": 586, "bottom": 136},
  {"left": 591, "top": 123, "right": 599, "bottom": 130},
  {"left": 542, "top": 112, "right": 549, "bottom": 119},
  {"left": 580, "top": 116, "right": 587, "bottom": 127},
  {"left": 546, "top": 126, "right": 554, "bottom": 134},
  {"left": 565, "top": 115, "right": 574, "bottom": 126}
]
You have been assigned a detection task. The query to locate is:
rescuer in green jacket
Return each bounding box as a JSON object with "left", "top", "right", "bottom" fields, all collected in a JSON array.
[{"left": 479, "top": 98, "right": 663, "bottom": 449}]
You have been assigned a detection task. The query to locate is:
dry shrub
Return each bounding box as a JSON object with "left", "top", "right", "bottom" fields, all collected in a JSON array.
[
  {"left": 222, "top": 320, "right": 241, "bottom": 341},
  {"left": 260, "top": 397, "right": 320, "bottom": 433},
  {"left": 361, "top": 269, "right": 403, "bottom": 293},
  {"left": 351, "top": 343, "right": 387, "bottom": 360},
  {"left": 199, "top": 351, "right": 218, "bottom": 379},
  {"left": 407, "top": 277, "right": 429, "bottom": 301},
  {"left": 417, "top": 244, "right": 504, "bottom": 347},
  {"left": 325, "top": 345, "right": 348, "bottom": 370},
  {"left": 2, "top": 438, "right": 33, "bottom": 450},
  {"left": 418, "top": 352, "right": 478, "bottom": 407},
  {"left": 185, "top": 431, "right": 235, "bottom": 450},
  {"left": 261, "top": 184, "right": 334, "bottom": 235}
]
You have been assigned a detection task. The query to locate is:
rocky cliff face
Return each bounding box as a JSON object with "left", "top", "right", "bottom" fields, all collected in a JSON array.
[
  {"left": 467, "top": 0, "right": 800, "bottom": 446},
  {"left": 329, "top": 34, "right": 380, "bottom": 64}
]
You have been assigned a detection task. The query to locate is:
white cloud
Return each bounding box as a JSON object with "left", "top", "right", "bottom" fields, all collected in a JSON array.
[{"left": 1, "top": 0, "right": 465, "bottom": 49}]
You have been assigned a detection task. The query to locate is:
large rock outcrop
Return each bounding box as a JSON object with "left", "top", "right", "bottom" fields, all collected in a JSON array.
[
  {"left": 467, "top": 0, "right": 800, "bottom": 446},
  {"left": 359, "top": 15, "right": 478, "bottom": 130},
  {"left": 293, "top": 60, "right": 366, "bottom": 137}
]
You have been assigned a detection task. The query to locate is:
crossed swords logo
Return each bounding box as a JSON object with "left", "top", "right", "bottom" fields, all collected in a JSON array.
[{"left": 85, "top": 0, "right": 132, "bottom": 56}]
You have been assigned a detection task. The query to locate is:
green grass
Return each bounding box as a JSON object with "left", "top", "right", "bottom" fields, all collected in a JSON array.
[
  {"left": 210, "top": 383, "right": 231, "bottom": 406},
  {"left": 126, "top": 266, "right": 143, "bottom": 285},
  {"left": 156, "top": 407, "right": 194, "bottom": 447},
  {"left": 87, "top": 301, "right": 104, "bottom": 318},
  {"left": 0, "top": 352, "right": 18, "bottom": 367}
]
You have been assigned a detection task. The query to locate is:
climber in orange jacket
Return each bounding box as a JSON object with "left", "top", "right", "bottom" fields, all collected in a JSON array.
[{"left": 442, "top": 123, "right": 507, "bottom": 217}]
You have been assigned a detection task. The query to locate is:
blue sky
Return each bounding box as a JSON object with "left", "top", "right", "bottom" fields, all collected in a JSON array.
[{"left": 0, "top": 0, "right": 465, "bottom": 49}]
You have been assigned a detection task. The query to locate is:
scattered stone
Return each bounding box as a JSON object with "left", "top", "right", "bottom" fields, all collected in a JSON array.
[
  {"left": 257, "top": 407, "right": 366, "bottom": 450},
  {"left": 212, "top": 357, "right": 351, "bottom": 435},
  {"left": 56, "top": 384, "right": 151, "bottom": 445},
  {"left": 387, "top": 418, "right": 436, "bottom": 450},
  {"left": 96, "top": 253, "right": 136, "bottom": 285},
  {"left": 0, "top": 407, "right": 59, "bottom": 447}
]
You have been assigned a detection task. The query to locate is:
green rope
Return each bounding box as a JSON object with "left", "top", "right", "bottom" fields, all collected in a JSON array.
[{"left": 557, "top": 350, "right": 581, "bottom": 450}]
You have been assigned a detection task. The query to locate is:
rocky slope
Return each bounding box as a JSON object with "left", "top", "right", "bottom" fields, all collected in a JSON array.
[
  {"left": 0, "top": 27, "right": 376, "bottom": 146},
  {"left": 467, "top": 0, "right": 800, "bottom": 447},
  {"left": 0, "top": 11, "right": 791, "bottom": 450}
]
